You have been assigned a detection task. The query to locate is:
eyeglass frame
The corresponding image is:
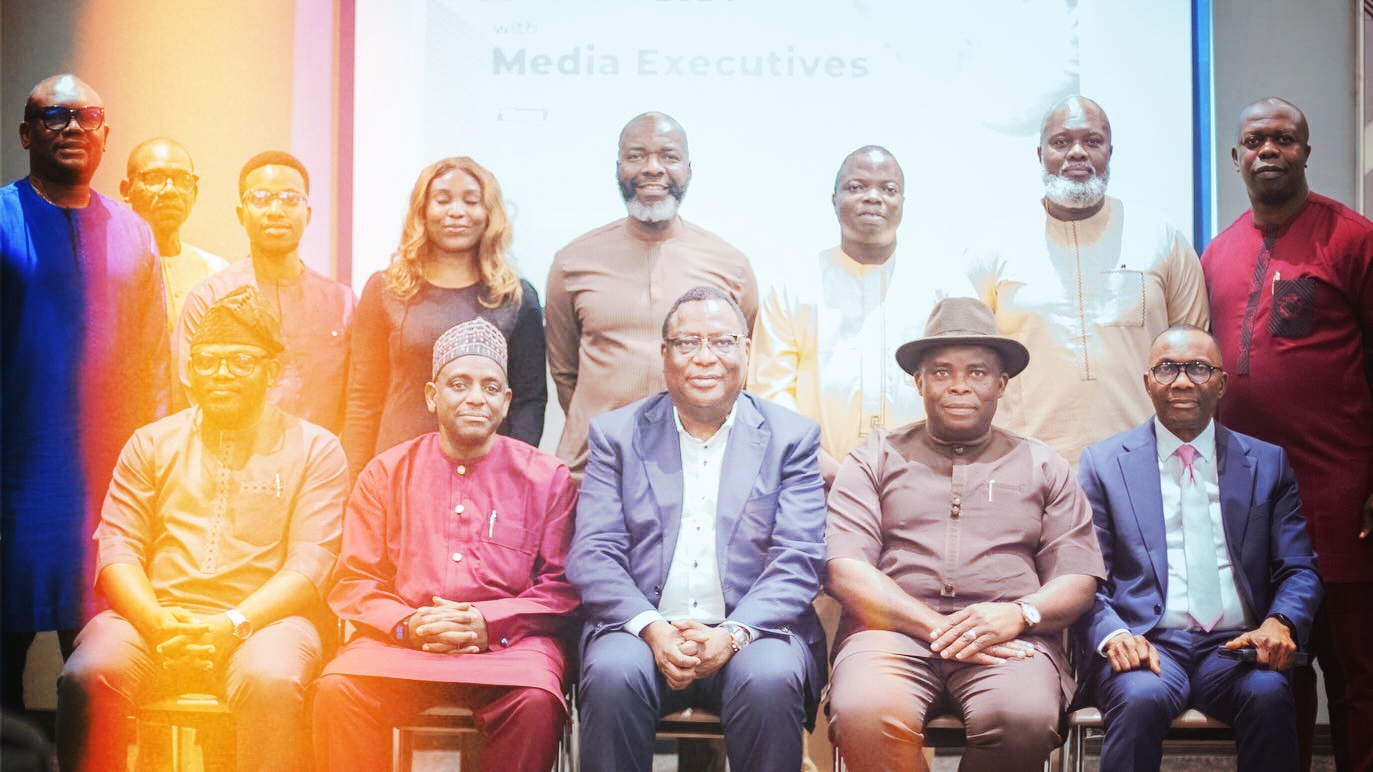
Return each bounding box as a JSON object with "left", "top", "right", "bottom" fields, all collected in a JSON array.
[
  {"left": 1148, "top": 360, "right": 1223, "bottom": 385},
  {"left": 132, "top": 170, "right": 199, "bottom": 193},
  {"left": 189, "top": 351, "right": 267, "bottom": 378},
  {"left": 241, "top": 189, "right": 308, "bottom": 210},
  {"left": 663, "top": 333, "right": 745, "bottom": 357},
  {"left": 26, "top": 105, "right": 106, "bottom": 132}
]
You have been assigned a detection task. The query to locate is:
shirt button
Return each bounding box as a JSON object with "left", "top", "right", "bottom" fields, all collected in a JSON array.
[
  {"left": 451, "top": 552, "right": 463, "bottom": 562},
  {"left": 954, "top": 447, "right": 965, "bottom": 455},
  {"left": 952, "top": 497, "right": 961, "bottom": 506},
  {"left": 454, "top": 504, "right": 465, "bottom": 515},
  {"left": 456, "top": 465, "right": 466, "bottom": 475},
  {"left": 500, "top": 637, "right": 509, "bottom": 647}
]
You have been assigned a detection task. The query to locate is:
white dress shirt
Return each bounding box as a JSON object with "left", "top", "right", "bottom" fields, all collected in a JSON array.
[
  {"left": 624, "top": 402, "right": 737, "bottom": 636},
  {"left": 1099, "top": 419, "right": 1250, "bottom": 652}
]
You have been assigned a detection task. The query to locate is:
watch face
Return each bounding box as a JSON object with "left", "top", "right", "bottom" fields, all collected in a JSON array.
[{"left": 1021, "top": 603, "right": 1041, "bottom": 625}]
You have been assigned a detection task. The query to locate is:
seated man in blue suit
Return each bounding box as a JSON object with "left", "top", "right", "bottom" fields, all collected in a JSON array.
[
  {"left": 567, "top": 285, "right": 827, "bottom": 772},
  {"left": 1077, "top": 324, "right": 1322, "bottom": 772}
]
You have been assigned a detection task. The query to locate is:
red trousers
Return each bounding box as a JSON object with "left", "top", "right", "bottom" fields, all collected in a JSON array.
[
  {"left": 309, "top": 673, "right": 564, "bottom": 772},
  {"left": 1298, "top": 582, "right": 1373, "bottom": 772}
]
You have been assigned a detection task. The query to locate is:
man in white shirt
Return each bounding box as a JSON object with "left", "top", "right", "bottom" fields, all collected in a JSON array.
[
  {"left": 751, "top": 145, "right": 971, "bottom": 486},
  {"left": 120, "top": 137, "right": 228, "bottom": 332},
  {"left": 968, "top": 96, "right": 1210, "bottom": 468},
  {"left": 1076, "top": 325, "right": 1321, "bottom": 771},
  {"left": 568, "top": 286, "right": 827, "bottom": 772}
]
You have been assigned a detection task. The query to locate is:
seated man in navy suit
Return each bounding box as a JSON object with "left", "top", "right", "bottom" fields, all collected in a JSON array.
[
  {"left": 1077, "top": 324, "right": 1322, "bottom": 772},
  {"left": 567, "top": 285, "right": 827, "bottom": 772}
]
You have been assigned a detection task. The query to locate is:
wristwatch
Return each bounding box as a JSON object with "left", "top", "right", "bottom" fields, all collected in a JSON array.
[
  {"left": 224, "top": 608, "right": 253, "bottom": 641},
  {"left": 719, "top": 622, "right": 752, "bottom": 653},
  {"left": 1015, "top": 601, "right": 1042, "bottom": 630}
]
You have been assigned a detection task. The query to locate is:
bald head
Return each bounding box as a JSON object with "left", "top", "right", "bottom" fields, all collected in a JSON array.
[
  {"left": 619, "top": 112, "right": 688, "bottom": 155},
  {"left": 617, "top": 112, "right": 692, "bottom": 224},
  {"left": 1039, "top": 96, "right": 1111, "bottom": 144},
  {"left": 122, "top": 137, "right": 200, "bottom": 243},
  {"left": 833, "top": 145, "right": 902, "bottom": 195},
  {"left": 1236, "top": 97, "right": 1308, "bottom": 144},
  {"left": 832, "top": 145, "right": 904, "bottom": 262},
  {"left": 1038, "top": 95, "right": 1113, "bottom": 218},
  {"left": 1231, "top": 97, "right": 1311, "bottom": 216},
  {"left": 126, "top": 136, "right": 193, "bottom": 177},
  {"left": 24, "top": 74, "right": 102, "bottom": 118},
  {"left": 20, "top": 73, "right": 108, "bottom": 189}
]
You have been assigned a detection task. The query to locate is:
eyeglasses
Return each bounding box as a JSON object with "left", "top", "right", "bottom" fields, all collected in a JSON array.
[
  {"left": 134, "top": 170, "right": 198, "bottom": 193},
  {"left": 29, "top": 106, "right": 105, "bottom": 132},
  {"left": 190, "top": 352, "right": 264, "bottom": 377},
  {"left": 1149, "top": 360, "right": 1222, "bottom": 385},
  {"left": 242, "top": 189, "right": 307, "bottom": 210},
  {"left": 665, "top": 334, "right": 743, "bottom": 357}
]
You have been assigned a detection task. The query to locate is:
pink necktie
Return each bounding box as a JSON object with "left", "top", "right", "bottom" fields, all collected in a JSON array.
[{"left": 1177, "top": 444, "right": 1221, "bottom": 631}]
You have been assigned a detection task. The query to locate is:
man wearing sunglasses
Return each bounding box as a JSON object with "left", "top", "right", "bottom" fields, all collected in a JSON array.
[
  {"left": 121, "top": 137, "right": 228, "bottom": 332},
  {"left": 175, "top": 150, "right": 355, "bottom": 434},
  {"left": 56, "top": 286, "right": 348, "bottom": 772},
  {"left": 1075, "top": 324, "right": 1320, "bottom": 772},
  {"left": 1, "top": 73, "right": 169, "bottom": 717}
]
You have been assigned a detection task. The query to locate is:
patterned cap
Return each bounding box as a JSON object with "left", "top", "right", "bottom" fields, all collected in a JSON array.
[
  {"left": 190, "top": 285, "right": 285, "bottom": 356},
  {"left": 432, "top": 317, "right": 508, "bottom": 377}
]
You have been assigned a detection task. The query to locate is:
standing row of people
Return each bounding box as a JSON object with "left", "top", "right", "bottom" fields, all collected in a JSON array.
[{"left": 1, "top": 68, "right": 1369, "bottom": 772}]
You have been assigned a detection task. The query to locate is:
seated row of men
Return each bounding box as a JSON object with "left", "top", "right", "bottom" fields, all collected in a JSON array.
[{"left": 54, "top": 283, "right": 1318, "bottom": 772}]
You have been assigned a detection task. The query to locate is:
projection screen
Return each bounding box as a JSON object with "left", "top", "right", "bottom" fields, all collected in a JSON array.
[{"left": 352, "top": 0, "right": 1201, "bottom": 446}]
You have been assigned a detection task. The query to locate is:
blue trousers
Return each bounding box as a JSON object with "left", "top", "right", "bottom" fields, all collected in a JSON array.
[
  {"left": 1087, "top": 627, "right": 1297, "bottom": 772},
  {"left": 577, "top": 629, "right": 808, "bottom": 772}
]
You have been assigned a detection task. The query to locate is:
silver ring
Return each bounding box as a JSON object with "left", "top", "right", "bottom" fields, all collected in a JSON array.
[{"left": 963, "top": 631, "right": 976, "bottom": 641}]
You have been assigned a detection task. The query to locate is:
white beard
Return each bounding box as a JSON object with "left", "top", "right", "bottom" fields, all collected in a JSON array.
[
  {"left": 626, "top": 195, "right": 681, "bottom": 223},
  {"left": 1042, "top": 168, "right": 1109, "bottom": 211}
]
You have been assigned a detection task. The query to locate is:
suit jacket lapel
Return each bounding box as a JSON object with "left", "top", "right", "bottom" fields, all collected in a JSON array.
[
  {"left": 1119, "top": 423, "right": 1169, "bottom": 594},
  {"left": 715, "top": 396, "right": 767, "bottom": 565},
  {"left": 635, "top": 395, "right": 684, "bottom": 577},
  {"left": 1216, "top": 424, "right": 1255, "bottom": 598}
]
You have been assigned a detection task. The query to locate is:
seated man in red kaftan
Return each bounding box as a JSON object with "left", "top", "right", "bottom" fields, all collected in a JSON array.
[{"left": 310, "top": 318, "right": 579, "bottom": 772}]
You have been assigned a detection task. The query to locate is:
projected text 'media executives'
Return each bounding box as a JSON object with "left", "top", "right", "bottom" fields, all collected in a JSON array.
[{"left": 493, "top": 45, "right": 870, "bottom": 78}]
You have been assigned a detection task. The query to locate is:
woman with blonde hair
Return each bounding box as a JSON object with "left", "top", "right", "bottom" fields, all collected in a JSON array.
[{"left": 342, "top": 157, "right": 545, "bottom": 475}]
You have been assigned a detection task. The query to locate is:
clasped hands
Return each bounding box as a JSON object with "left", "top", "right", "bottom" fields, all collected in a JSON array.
[
  {"left": 927, "top": 602, "right": 1037, "bottom": 665},
  {"left": 149, "top": 606, "right": 239, "bottom": 671},
  {"left": 643, "top": 620, "right": 737, "bottom": 690},
  {"left": 406, "top": 595, "right": 489, "bottom": 655},
  {"left": 1104, "top": 615, "right": 1298, "bottom": 674}
]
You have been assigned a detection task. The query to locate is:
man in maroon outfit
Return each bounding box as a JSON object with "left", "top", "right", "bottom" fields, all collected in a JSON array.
[
  {"left": 310, "top": 318, "right": 579, "bottom": 772},
  {"left": 1201, "top": 97, "right": 1373, "bottom": 772}
]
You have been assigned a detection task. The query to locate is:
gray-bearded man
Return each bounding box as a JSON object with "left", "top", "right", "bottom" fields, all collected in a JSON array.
[
  {"left": 967, "top": 95, "right": 1210, "bottom": 469},
  {"left": 544, "top": 112, "right": 757, "bottom": 478}
]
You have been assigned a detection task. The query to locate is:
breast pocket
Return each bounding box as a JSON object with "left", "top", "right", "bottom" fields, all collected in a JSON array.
[
  {"left": 1270, "top": 276, "right": 1315, "bottom": 339},
  {"left": 232, "top": 480, "right": 289, "bottom": 546},
  {"left": 1098, "top": 270, "right": 1147, "bottom": 327},
  {"left": 475, "top": 519, "right": 538, "bottom": 596}
]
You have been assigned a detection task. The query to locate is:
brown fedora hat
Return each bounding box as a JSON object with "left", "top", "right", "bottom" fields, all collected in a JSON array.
[{"left": 894, "top": 297, "right": 1029, "bottom": 377}]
